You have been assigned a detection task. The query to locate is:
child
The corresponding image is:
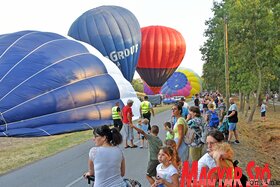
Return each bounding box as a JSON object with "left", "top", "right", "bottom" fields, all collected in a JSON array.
[
  {"left": 131, "top": 124, "right": 163, "bottom": 185},
  {"left": 152, "top": 146, "right": 179, "bottom": 187},
  {"left": 260, "top": 101, "right": 267, "bottom": 122},
  {"left": 165, "top": 139, "right": 181, "bottom": 171},
  {"left": 140, "top": 118, "right": 149, "bottom": 148},
  {"left": 163, "top": 122, "right": 174, "bottom": 140},
  {"left": 205, "top": 103, "right": 219, "bottom": 129},
  {"left": 137, "top": 119, "right": 142, "bottom": 140},
  {"left": 212, "top": 142, "right": 234, "bottom": 180}
]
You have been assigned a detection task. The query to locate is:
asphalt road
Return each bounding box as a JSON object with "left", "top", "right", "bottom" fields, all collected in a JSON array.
[{"left": 0, "top": 105, "right": 177, "bottom": 187}]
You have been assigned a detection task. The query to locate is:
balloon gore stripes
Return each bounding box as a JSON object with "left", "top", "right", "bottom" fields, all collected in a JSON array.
[
  {"left": 0, "top": 30, "right": 140, "bottom": 137},
  {"left": 68, "top": 5, "right": 141, "bottom": 82}
]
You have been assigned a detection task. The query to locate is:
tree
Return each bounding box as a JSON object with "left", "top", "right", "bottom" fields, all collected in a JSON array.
[
  {"left": 201, "top": 0, "right": 280, "bottom": 121},
  {"left": 131, "top": 78, "right": 144, "bottom": 93}
]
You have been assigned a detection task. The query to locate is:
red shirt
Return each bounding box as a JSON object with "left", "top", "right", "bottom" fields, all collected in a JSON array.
[{"left": 122, "top": 105, "right": 132, "bottom": 124}]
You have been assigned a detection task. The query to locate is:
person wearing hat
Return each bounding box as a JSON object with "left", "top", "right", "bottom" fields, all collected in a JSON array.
[{"left": 122, "top": 99, "right": 137, "bottom": 148}]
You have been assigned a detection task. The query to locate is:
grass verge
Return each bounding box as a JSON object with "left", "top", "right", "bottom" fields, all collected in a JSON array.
[{"left": 231, "top": 103, "right": 280, "bottom": 179}]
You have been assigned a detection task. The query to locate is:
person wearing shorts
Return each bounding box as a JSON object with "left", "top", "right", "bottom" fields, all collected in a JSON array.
[
  {"left": 131, "top": 124, "right": 163, "bottom": 185},
  {"left": 122, "top": 99, "right": 137, "bottom": 149},
  {"left": 228, "top": 122, "right": 237, "bottom": 131},
  {"left": 226, "top": 98, "right": 240, "bottom": 144}
]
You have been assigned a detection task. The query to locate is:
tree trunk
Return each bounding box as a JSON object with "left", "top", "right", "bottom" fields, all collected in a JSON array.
[
  {"left": 239, "top": 91, "right": 244, "bottom": 114},
  {"left": 258, "top": 94, "right": 263, "bottom": 107},
  {"left": 242, "top": 94, "right": 246, "bottom": 113},
  {"left": 248, "top": 68, "right": 262, "bottom": 122},
  {"left": 224, "top": 16, "right": 230, "bottom": 110},
  {"left": 244, "top": 93, "right": 250, "bottom": 118}
]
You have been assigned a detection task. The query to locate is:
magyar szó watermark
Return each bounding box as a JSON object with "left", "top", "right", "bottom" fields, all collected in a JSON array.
[{"left": 180, "top": 160, "right": 275, "bottom": 187}]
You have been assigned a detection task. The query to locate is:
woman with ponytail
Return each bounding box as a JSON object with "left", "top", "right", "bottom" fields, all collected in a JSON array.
[{"left": 83, "top": 125, "right": 127, "bottom": 187}]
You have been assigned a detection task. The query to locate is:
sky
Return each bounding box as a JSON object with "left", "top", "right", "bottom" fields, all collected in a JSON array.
[{"left": 0, "top": 0, "right": 218, "bottom": 77}]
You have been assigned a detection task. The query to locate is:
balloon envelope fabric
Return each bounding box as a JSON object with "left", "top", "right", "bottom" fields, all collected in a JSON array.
[
  {"left": 136, "top": 26, "right": 186, "bottom": 94},
  {"left": 0, "top": 30, "right": 140, "bottom": 137},
  {"left": 160, "top": 67, "right": 202, "bottom": 98},
  {"left": 68, "top": 5, "right": 141, "bottom": 82},
  {"left": 143, "top": 82, "right": 155, "bottom": 95}
]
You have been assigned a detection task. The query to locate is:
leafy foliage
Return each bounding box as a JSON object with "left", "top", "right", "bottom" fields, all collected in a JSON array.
[
  {"left": 131, "top": 78, "right": 144, "bottom": 92},
  {"left": 201, "top": 0, "right": 280, "bottom": 121}
]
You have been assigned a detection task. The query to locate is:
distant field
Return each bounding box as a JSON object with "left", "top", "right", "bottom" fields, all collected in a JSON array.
[{"left": 0, "top": 104, "right": 171, "bottom": 175}]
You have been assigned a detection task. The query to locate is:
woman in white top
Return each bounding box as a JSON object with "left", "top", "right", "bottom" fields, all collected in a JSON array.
[
  {"left": 197, "top": 130, "right": 224, "bottom": 179},
  {"left": 83, "top": 125, "right": 127, "bottom": 187}
]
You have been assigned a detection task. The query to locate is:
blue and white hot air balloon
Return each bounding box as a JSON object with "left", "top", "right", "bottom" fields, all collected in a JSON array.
[
  {"left": 0, "top": 30, "right": 140, "bottom": 137},
  {"left": 68, "top": 5, "right": 141, "bottom": 82}
]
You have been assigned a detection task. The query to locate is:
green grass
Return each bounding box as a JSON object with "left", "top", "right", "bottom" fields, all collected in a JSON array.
[{"left": 0, "top": 130, "right": 92, "bottom": 175}]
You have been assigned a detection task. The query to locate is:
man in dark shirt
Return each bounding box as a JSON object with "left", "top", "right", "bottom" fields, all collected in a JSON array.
[{"left": 194, "top": 94, "right": 200, "bottom": 107}]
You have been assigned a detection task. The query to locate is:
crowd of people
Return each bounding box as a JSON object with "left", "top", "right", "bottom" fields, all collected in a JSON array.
[{"left": 83, "top": 93, "right": 248, "bottom": 187}]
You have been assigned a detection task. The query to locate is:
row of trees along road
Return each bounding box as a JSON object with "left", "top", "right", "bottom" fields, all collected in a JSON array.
[{"left": 200, "top": 0, "right": 280, "bottom": 122}]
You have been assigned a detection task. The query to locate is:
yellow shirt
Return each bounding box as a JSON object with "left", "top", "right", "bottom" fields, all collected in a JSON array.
[{"left": 173, "top": 117, "right": 187, "bottom": 139}]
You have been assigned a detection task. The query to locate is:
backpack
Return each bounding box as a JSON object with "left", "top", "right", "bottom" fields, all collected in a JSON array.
[
  {"left": 185, "top": 117, "right": 206, "bottom": 145},
  {"left": 184, "top": 127, "right": 196, "bottom": 145},
  {"left": 209, "top": 111, "right": 219, "bottom": 128},
  {"left": 200, "top": 123, "right": 209, "bottom": 144}
]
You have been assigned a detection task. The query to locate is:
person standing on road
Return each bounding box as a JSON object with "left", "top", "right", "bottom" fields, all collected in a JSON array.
[
  {"left": 218, "top": 98, "right": 226, "bottom": 123},
  {"left": 140, "top": 96, "right": 155, "bottom": 131},
  {"left": 179, "top": 99, "right": 189, "bottom": 119},
  {"left": 226, "top": 97, "right": 240, "bottom": 144},
  {"left": 186, "top": 106, "right": 205, "bottom": 162},
  {"left": 83, "top": 125, "right": 127, "bottom": 187},
  {"left": 194, "top": 94, "right": 200, "bottom": 107},
  {"left": 122, "top": 99, "right": 137, "bottom": 148},
  {"left": 130, "top": 124, "right": 163, "bottom": 185},
  {"left": 172, "top": 103, "right": 189, "bottom": 162},
  {"left": 180, "top": 97, "right": 189, "bottom": 110},
  {"left": 112, "top": 101, "right": 123, "bottom": 131}
]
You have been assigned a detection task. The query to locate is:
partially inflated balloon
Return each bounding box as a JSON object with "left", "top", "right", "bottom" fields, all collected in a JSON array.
[
  {"left": 0, "top": 31, "right": 140, "bottom": 137},
  {"left": 160, "top": 67, "right": 202, "bottom": 98},
  {"left": 68, "top": 5, "right": 141, "bottom": 82},
  {"left": 137, "top": 26, "right": 186, "bottom": 94},
  {"left": 143, "top": 82, "right": 155, "bottom": 95}
]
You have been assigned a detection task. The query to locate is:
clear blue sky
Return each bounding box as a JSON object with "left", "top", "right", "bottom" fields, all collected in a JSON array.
[{"left": 0, "top": 0, "right": 219, "bottom": 77}]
